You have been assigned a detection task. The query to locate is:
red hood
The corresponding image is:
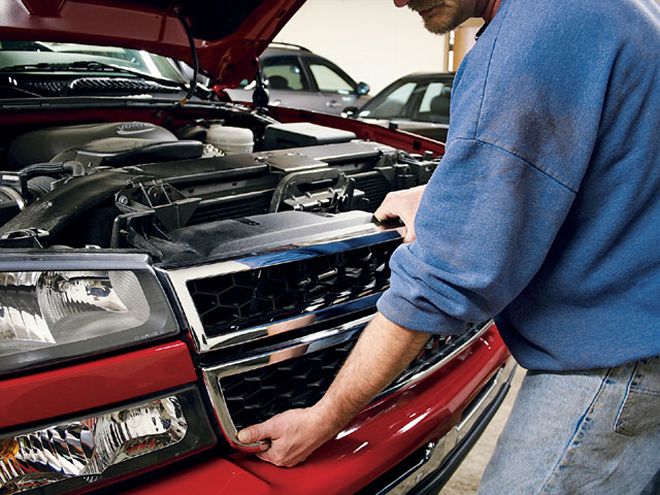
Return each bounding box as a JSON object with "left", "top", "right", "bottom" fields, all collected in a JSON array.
[{"left": 0, "top": 0, "right": 305, "bottom": 85}]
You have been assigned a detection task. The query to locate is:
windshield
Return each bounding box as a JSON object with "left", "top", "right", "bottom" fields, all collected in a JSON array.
[{"left": 0, "top": 41, "right": 186, "bottom": 83}]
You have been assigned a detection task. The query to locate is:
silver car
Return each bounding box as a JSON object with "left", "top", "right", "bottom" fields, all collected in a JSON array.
[{"left": 226, "top": 43, "right": 371, "bottom": 115}]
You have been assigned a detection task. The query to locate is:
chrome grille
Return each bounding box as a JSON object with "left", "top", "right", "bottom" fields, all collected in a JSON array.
[
  {"left": 221, "top": 336, "right": 357, "bottom": 431},
  {"left": 163, "top": 216, "right": 492, "bottom": 453},
  {"left": 204, "top": 321, "right": 491, "bottom": 450},
  {"left": 165, "top": 226, "right": 403, "bottom": 353},
  {"left": 187, "top": 238, "right": 398, "bottom": 338}
]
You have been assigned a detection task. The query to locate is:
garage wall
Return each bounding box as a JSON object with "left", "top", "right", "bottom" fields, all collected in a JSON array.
[{"left": 274, "top": 0, "right": 448, "bottom": 95}]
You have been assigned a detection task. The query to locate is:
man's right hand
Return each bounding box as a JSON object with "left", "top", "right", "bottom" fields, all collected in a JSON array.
[{"left": 374, "top": 185, "right": 426, "bottom": 243}]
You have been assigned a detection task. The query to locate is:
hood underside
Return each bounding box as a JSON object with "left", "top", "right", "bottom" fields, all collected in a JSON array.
[{"left": 0, "top": 0, "right": 305, "bottom": 85}]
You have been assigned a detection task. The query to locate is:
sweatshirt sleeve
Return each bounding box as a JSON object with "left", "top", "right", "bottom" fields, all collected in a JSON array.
[{"left": 377, "top": 137, "right": 577, "bottom": 334}]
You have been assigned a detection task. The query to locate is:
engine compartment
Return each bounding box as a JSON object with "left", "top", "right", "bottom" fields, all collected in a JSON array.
[{"left": 0, "top": 111, "right": 439, "bottom": 265}]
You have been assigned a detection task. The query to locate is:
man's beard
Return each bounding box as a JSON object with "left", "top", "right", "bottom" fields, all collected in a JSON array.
[{"left": 407, "top": 0, "right": 472, "bottom": 34}]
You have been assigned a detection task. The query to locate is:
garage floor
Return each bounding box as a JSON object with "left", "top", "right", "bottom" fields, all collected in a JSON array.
[{"left": 441, "top": 367, "right": 525, "bottom": 494}]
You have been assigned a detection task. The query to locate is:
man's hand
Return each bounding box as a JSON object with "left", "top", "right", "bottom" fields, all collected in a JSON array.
[
  {"left": 237, "top": 314, "right": 430, "bottom": 468},
  {"left": 374, "top": 185, "right": 426, "bottom": 242},
  {"left": 237, "top": 406, "right": 341, "bottom": 468}
]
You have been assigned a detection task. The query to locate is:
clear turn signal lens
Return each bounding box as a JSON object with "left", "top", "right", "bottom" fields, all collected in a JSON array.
[{"left": 0, "top": 388, "right": 215, "bottom": 495}]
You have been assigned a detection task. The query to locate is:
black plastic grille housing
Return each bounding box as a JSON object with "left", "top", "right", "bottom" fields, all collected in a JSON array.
[
  {"left": 219, "top": 332, "right": 469, "bottom": 431},
  {"left": 352, "top": 172, "right": 392, "bottom": 213},
  {"left": 188, "top": 239, "right": 401, "bottom": 337},
  {"left": 188, "top": 192, "right": 272, "bottom": 225}
]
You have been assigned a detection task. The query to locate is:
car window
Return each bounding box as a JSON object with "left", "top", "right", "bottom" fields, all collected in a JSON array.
[
  {"left": 359, "top": 82, "right": 417, "bottom": 119},
  {"left": 415, "top": 82, "right": 452, "bottom": 124},
  {"left": 262, "top": 56, "right": 308, "bottom": 91},
  {"left": 308, "top": 62, "right": 354, "bottom": 94}
]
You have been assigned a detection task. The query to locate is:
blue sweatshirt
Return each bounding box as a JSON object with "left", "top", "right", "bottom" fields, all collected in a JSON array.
[{"left": 377, "top": 0, "right": 660, "bottom": 371}]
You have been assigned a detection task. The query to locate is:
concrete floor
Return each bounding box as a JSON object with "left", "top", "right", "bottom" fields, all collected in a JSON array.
[{"left": 441, "top": 367, "right": 525, "bottom": 494}]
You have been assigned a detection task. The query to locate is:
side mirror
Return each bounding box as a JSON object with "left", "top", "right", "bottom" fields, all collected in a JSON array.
[
  {"left": 342, "top": 106, "right": 359, "bottom": 118},
  {"left": 356, "top": 82, "right": 370, "bottom": 96}
]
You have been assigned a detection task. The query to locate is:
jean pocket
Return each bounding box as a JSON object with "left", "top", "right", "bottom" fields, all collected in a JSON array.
[{"left": 614, "top": 356, "right": 660, "bottom": 437}]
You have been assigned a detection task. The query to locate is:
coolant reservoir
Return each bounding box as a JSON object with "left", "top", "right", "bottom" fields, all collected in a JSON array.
[{"left": 206, "top": 125, "right": 254, "bottom": 155}]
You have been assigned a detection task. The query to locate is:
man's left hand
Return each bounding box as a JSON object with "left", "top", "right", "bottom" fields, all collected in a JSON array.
[{"left": 237, "top": 406, "right": 341, "bottom": 467}]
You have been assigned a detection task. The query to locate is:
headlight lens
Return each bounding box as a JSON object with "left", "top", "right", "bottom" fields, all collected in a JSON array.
[
  {"left": 0, "top": 387, "right": 215, "bottom": 495},
  {"left": 0, "top": 267, "right": 177, "bottom": 375}
]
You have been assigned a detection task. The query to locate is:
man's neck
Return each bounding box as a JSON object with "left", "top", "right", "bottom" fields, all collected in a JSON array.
[{"left": 476, "top": 0, "right": 501, "bottom": 22}]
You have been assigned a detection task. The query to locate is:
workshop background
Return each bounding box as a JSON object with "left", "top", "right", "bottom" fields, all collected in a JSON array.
[{"left": 275, "top": 0, "right": 483, "bottom": 93}]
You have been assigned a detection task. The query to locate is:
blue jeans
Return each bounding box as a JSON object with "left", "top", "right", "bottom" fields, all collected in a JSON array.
[{"left": 478, "top": 357, "right": 660, "bottom": 494}]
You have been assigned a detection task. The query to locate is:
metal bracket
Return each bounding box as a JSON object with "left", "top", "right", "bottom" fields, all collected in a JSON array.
[
  {"left": 268, "top": 168, "right": 366, "bottom": 213},
  {"left": 115, "top": 182, "right": 201, "bottom": 232}
]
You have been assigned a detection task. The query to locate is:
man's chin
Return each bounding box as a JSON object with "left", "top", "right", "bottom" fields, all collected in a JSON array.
[
  {"left": 413, "top": 3, "right": 470, "bottom": 34},
  {"left": 422, "top": 16, "right": 459, "bottom": 34}
]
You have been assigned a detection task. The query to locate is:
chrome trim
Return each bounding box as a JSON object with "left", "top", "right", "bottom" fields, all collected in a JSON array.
[
  {"left": 0, "top": 252, "right": 153, "bottom": 271},
  {"left": 387, "top": 358, "right": 517, "bottom": 495},
  {"left": 203, "top": 314, "right": 373, "bottom": 452},
  {"left": 161, "top": 226, "right": 402, "bottom": 353},
  {"left": 456, "top": 358, "right": 516, "bottom": 438}
]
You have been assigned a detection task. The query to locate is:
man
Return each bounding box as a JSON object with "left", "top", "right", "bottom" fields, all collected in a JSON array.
[{"left": 238, "top": 0, "right": 660, "bottom": 492}]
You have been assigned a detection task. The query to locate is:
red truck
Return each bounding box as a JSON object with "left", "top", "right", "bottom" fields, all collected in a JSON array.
[{"left": 0, "top": 1, "right": 514, "bottom": 494}]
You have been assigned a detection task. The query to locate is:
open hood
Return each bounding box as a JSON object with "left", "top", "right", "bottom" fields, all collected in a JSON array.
[{"left": 0, "top": 0, "right": 305, "bottom": 85}]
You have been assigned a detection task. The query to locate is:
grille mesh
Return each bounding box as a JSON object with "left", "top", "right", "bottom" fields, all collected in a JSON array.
[
  {"left": 188, "top": 239, "right": 401, "bottom": 337},
  {"left": 219, "top": 332, "right": 463, "bottom": 431}
]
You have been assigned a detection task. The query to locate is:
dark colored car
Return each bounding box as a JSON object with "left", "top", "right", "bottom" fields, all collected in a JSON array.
[
  {"left": 347, "top": 73, "right": 454, "bottom": 143},
  {"left": 226, "top": 43, "right": 371, "bottom": 115},
  {"left": 0, "top": 2, "right": 512, "bottom": 495}
]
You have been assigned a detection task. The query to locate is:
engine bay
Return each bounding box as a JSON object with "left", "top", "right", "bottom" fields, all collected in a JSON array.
[{"left": 0, "top": 113, "right": 439, "bottom": 265}]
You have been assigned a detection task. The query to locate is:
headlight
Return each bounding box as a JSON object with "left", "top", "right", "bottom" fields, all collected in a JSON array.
[
  {"left": 0, "top": 254, "right": 177, "bottom": 375},
  {"left": 0, "top": 387, "right": 216, "bottom": 495}
]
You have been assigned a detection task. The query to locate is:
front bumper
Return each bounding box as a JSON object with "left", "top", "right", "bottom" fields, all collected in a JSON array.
[
  {"left": 362, "top": 358, "right": 516, "bottom": 494},
  {"left": 2, "top": 321, "right": 509, "bottom": 495},
  {"left": 113, "top": 327, "right": 510, "bottom": 495}
]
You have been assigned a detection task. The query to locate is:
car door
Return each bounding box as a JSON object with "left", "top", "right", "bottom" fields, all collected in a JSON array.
[
  {"left": 407, "top": 80, "right": 452, "bottom": 141},
  {"left": 303, "top": 57, "right": 363, "bottom": 115},
  {"left": 359, "top": 78, "right": 453, "bottom": 142},
  {"left": 259, "top": 55, "right": 318, "bottom": 109}
]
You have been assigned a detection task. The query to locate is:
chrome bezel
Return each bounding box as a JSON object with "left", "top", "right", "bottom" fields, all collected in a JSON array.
[{"left": 162, "top": 224, "right": 403, "bottom": 353}]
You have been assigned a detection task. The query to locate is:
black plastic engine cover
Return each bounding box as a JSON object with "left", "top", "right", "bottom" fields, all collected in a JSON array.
[{"left": 7, "top": 121, "right": 178, "bottom": 168}]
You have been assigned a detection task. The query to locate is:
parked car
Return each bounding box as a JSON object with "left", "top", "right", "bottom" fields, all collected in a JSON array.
[
  {"left": 0, "top": 2, "right": 512, "bottom": 495},
  {"left": 225, "top": 42, "right": 371, "bottom": 115},
  {"left": 346, "top": 72, "right": 454, "bottom": 143}
]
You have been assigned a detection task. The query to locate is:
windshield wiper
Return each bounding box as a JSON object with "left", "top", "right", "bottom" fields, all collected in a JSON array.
[{"left": 0, "top": 61, "right": 185, "bottom": 88}]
